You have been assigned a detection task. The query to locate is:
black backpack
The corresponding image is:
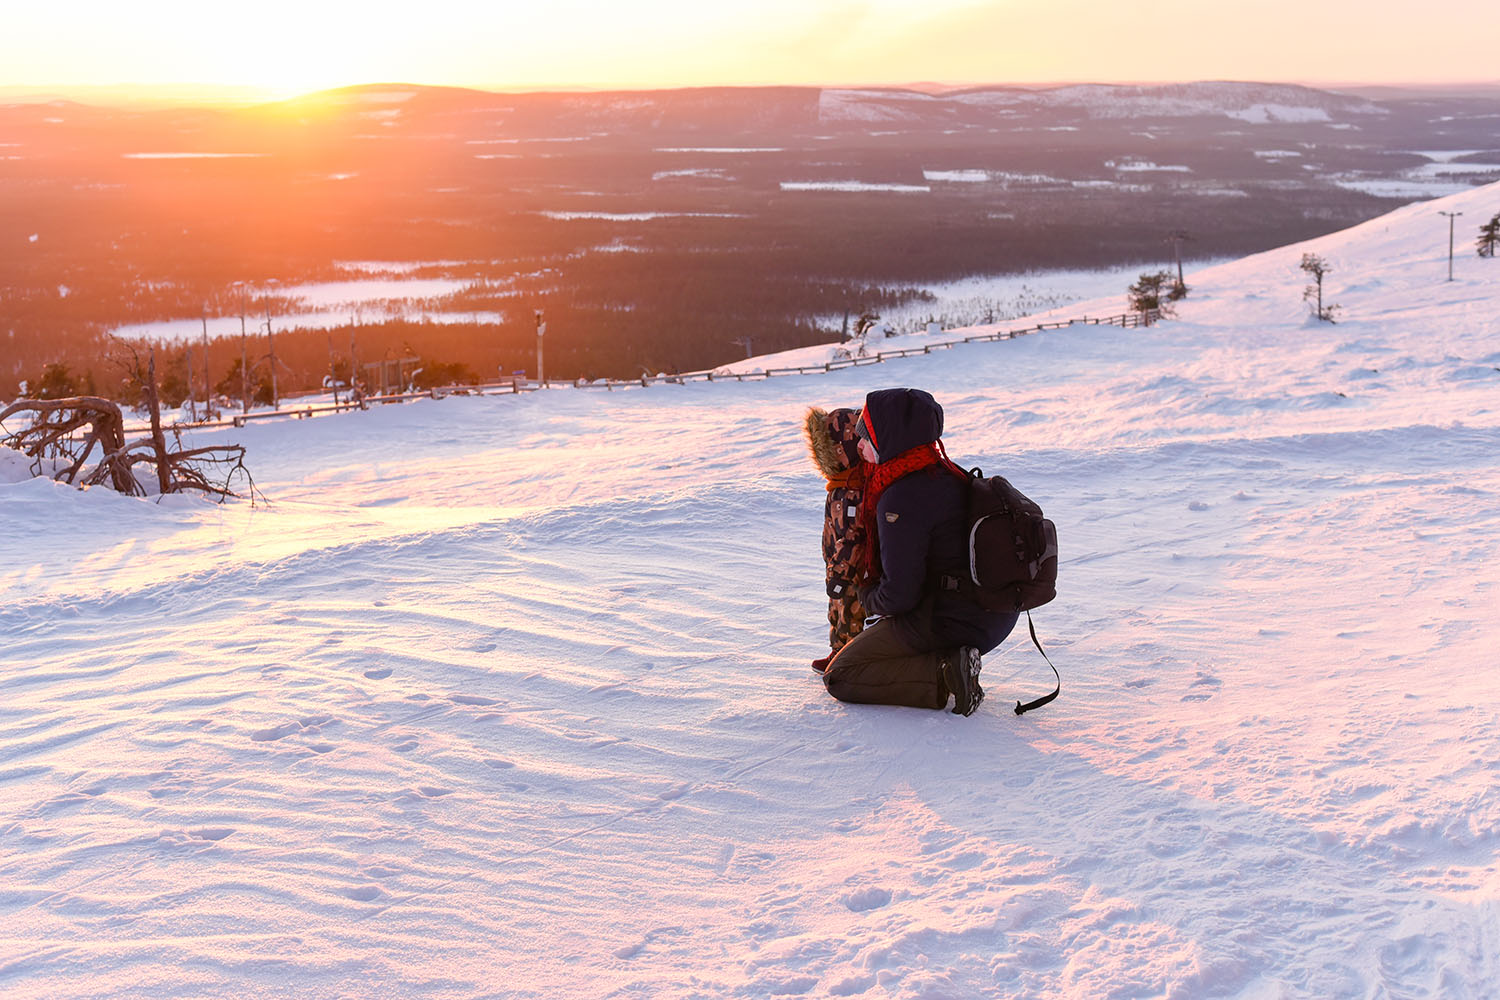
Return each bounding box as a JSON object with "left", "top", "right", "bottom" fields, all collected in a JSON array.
[{"left": 937, "top": 468, "right": 1061, "bottom": 714}]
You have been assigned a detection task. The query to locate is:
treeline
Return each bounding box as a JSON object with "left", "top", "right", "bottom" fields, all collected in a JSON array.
[
  {"left": 9, "top": 276, "right": 927, "bottom": 406},
  {"left": 3, "top": 120, "right": 1405, "bottom": 402}
]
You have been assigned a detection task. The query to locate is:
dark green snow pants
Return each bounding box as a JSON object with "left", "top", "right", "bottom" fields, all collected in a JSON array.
[{"left": 822, "top": 614, "right": 950, "bottom": 711}]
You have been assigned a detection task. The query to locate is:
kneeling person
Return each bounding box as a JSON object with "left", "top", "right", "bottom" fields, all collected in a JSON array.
[{"left": 822, "top": 387, "right": 1018, "bottom": 716}]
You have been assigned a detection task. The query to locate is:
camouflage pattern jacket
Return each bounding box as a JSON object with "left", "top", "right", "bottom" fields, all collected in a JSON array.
[{"left": 804, "top": 407, "right": 868, "bottom": 648}]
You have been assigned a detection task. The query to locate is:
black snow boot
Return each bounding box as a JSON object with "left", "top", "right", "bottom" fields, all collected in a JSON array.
[{"left": 942, "top": 647, "right": 984, "bottom": 717}]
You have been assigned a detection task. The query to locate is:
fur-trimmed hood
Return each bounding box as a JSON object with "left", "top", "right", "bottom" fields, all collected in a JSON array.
[{"left": 804, "top": 406, "right": 863, "bottom": 479}]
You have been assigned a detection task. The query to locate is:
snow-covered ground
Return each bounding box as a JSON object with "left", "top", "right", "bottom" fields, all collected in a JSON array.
[
  {"left": 742, "top": 262, "right": 1224, "bottom": 367},
  {"left": 3, "top": 182, "right": 1500, "bottom": 998}
]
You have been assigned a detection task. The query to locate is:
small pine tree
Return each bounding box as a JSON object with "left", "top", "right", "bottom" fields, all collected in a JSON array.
[
  {"left": 35, "top": 362, "right": 81, "bottom": 399},
  {"left": 1127, "top": 270, "right": 1177, "bottom": 317},
  {"left": 1477, "top": 213, "right": 1500, "bottom": 258},
  {"left": 1299, "top": 253, "right": 1338, "bottom": 322},
  {"left": 214, "top": 357, "right": 274, "bottom": 408}
]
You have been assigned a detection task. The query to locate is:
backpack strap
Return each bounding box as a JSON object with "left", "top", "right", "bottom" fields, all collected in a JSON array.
[{"left": 1014, "top": 610, "right": 1060, "bottom": 715}]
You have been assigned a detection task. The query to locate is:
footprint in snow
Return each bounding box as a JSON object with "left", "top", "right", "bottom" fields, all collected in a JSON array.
[
  {"left": 250, "top": 722, "right": 303, "bottom": 742},
  {"left": 841, "top": 887, "right": 892, "bottom": 912},
  {"left": 828, "top": 975, "right": 878, "bottom": 997},
  {"left": 338, "top": 885, "right": 383, "bottom": 902},
  {"left": 363, "top": 667, "right": 392, "bottom": 680},
  {"left": 451, "top": 694, "right": 498, "bottom": 706},
  {"left": 1188, "top": 500, "right": 1210, "bottom": 511},
  {"left": 190, "top": 827, "right": 235, "bottom": 842},
  {"left": 758, "top": 976, "right": 817, "bottom": 996},
  {"left": 1124, "top": 677, "right": 1155, "bottom": 689},
  {"left": 471, "top": 642, "right": 497, "bottom": 653}
]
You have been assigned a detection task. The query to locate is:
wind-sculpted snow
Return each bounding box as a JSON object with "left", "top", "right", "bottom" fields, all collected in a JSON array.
[{"left": 4, "top": 182, "right": 1500, "bottom": 997}]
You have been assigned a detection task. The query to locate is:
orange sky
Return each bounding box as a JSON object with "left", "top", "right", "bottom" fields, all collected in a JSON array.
[{"left": 5, "top": 0, "right": 1499, "bottom": 102}]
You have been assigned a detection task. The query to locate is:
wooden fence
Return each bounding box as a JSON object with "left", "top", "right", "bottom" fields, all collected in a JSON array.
[{"left": 171, "top": 309, "right": 1159, "bottom": 430}]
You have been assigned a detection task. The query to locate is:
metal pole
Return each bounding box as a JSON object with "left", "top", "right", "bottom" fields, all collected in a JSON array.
[
  {"left": 535, "top": 309, "right": 546, "bottom": 385},
  {"left": 1440, "top": 211, "right": 1463, "bottom": 281},
  {"left": 1165, "top": 230, "right": 1190, "bottom": 293}
]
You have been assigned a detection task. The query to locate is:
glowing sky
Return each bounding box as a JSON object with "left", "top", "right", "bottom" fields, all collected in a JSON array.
[{"left": 5, "top": 0, "right": 1498, "bottom": 100}]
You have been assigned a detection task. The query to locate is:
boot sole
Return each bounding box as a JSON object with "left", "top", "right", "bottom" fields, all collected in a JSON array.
[{"left": 955, "top": 647, "right": 984, "bottom": 716}]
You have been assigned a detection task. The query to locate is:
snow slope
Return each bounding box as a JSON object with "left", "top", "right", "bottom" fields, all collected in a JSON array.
[{"left": 3, "top": 182, "right": 1500, "bottom": 999}]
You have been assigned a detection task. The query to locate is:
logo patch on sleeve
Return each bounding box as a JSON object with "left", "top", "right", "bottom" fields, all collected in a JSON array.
[{"left": 885, "top": 512, "right": 900, "bottom": 523}]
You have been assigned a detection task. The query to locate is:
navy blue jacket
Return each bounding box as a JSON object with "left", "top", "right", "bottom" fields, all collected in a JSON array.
[{"left": 856, "top": 388, "right": 1016, "bottom": 654}]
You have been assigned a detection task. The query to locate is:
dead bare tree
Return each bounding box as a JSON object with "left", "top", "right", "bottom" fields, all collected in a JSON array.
[
  {"left": 0, "top": 396, "right": 138, "bottom": 492},
  {"left": 1, "top": 395, "right": 257, "bottom": 501},
  {"left": 1, "top": 341, "right": 259, "bottom": 502}
]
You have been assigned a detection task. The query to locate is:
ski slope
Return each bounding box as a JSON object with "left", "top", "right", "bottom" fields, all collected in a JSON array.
[{"left": 3, "top": 182, "right": 1500, "bottom": 999}]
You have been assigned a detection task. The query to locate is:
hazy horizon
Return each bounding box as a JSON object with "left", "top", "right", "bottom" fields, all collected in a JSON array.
[
  {"left": 4, "top": 76, "right": 1500, "bottom": 110},
  {"left": 6, "top": 0, "right": 1500, "bottom": 106}
]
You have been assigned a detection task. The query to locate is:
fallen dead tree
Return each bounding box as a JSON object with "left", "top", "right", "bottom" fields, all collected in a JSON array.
[{"left": 0, "top": 395, "right": 255, "bottom": 501}]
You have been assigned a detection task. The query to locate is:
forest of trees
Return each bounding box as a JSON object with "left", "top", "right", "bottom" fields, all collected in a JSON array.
[{"left": 6, "top": 84, "right": 1487, "bottom": 405}]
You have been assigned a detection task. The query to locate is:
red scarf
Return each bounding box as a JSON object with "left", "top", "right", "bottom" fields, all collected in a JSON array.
[{"left": 858, "top": 440, "right": 966, "bottom": 578}]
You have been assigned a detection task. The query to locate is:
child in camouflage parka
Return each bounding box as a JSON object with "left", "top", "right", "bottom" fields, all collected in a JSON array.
[{"left": 804, "top": 406, "right": 868, "bottom": 673}]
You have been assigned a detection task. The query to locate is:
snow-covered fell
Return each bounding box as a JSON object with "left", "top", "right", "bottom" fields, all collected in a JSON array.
[
  {"left": 3, "top": 182, "right": 1499, "bottom": 998},
  {"left": 821, "top": 81, "right": 1386, "bottom": 123}
]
